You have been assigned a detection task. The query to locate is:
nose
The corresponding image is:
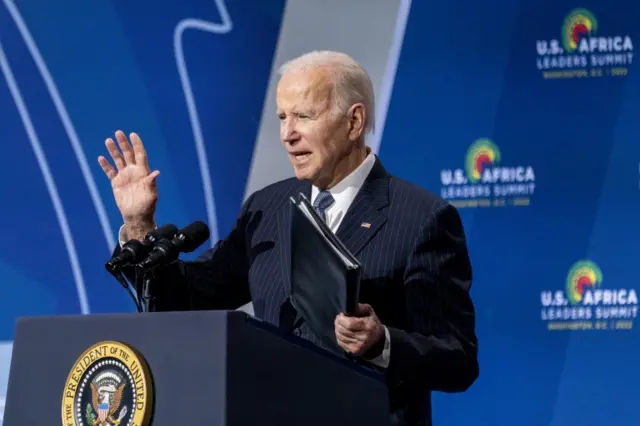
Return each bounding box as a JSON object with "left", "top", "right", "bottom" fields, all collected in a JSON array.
[{"left": 281, "top": 118, "right": 300, "bottom": 145}]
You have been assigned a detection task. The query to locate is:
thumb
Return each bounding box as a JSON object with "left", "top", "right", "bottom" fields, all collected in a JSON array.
[
  {"left": 355, "top": 303, "right": 373, "bottom": 317},
  {"left": 144, "top": 170, "right": 160, "bottom": 187}
]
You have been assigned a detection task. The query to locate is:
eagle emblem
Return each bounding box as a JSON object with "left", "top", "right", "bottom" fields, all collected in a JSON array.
[
  {"left": 87, "top": 371, "right": 128, "bottom": 426},
  {"left": 62, "top": 342, "right": 152, "bottom": 426}
]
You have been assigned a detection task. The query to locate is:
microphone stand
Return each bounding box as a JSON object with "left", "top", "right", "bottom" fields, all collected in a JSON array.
[
  {"left": 137, "top": 266, "right": 156, "bottom": 313},
  {"left": 106, "top": 267, "right": 143, "bottom": 313}
]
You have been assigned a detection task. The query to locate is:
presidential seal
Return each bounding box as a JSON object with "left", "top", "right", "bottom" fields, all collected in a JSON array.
[{"left": 61, "top": 341, "right": 153, "bottom": 426}]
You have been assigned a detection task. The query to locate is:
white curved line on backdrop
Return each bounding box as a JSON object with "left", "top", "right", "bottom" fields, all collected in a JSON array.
[
  {"left": 174, "top": 0, "right": 233, "bottom": 245},
  {"left": 369, "top": 0, "right": 412, "bottom": 155},
  {"left": 0, "top": 41, "right": 90, "bottom": 314},
  {"left": 4, "top": 0, "right": 116, "bottom": 251}
]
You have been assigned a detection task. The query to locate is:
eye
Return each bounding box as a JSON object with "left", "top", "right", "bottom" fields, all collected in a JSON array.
[{"left": 296, "top": 112, "right": 312, "bottom": 119}]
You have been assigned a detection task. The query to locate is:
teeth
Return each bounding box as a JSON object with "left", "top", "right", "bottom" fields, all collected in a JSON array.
[{"left": 293, "top": 153, "right": 310, "bottom": 162}]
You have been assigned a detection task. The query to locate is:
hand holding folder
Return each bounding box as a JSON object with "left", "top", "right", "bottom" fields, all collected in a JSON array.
[{"left": 289, "top": 192, "right": 361, "bottom": 350}]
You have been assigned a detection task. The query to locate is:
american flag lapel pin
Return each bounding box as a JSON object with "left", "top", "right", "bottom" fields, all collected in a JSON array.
[{"left": 360, "top": 222, "right": 371, "bottom": 228}]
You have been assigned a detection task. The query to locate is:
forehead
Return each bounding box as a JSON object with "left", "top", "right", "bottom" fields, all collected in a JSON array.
[{"left": 276, "top": 68, "right": 333, "bottom": 110}]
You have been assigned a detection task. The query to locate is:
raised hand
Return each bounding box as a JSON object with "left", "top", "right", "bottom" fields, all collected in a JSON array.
[{"left": 98, "top": 130, "right": 160, "bottom": 241}]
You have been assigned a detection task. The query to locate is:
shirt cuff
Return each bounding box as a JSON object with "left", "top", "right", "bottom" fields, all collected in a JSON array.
[
  {"left": 118, "top": 224, "right": 128, "bottom": 247},
  {"left": 368, "top": 325, "right": 391, "bottom": 369}
]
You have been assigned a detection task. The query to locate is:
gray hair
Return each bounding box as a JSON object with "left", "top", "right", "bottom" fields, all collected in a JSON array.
[{"left": 278, "top": 51, "right": 376, "bottom": 134}]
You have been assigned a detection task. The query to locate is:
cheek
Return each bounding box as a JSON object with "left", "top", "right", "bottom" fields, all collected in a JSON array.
[
  {"left": 296, "top": 129, "right": 317, "bottom": 150},
  {"left": 302, "top": 126, "right": 332, "bottom": 151},
  {"left": 308, "top": 138, "right": 331, "bottom": 161}
]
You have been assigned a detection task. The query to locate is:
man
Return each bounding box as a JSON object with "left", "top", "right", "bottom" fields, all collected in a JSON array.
[{"left": 98, "top": 51, "right": 478, "bottom": 425}]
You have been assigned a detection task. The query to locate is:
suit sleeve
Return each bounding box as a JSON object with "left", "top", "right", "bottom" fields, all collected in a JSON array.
[
  {"left": 115, "top": 194, "right": 255, "bottom": 311},
  {"left": 386, "top": 202, "right": 479, "bottom": 396}
]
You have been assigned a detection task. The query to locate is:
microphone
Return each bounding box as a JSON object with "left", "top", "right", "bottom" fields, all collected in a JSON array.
[
  {"left": 105, "top": 223, "right": 178, "bottom": 272},
  {"left": 137, "top": 221, "right": 210, "bottom": 270}
]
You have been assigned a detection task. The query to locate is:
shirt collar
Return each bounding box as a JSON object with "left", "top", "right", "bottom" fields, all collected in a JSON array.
[{"left": 311, "top": 151, "right": 376, "bottom": 206}]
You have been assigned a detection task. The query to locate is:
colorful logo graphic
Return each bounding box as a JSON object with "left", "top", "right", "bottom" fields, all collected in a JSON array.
[
  {"left": 465, "top": 139, "right": 501, "bottom": 183},
  {"left": 61, "top": 341, "right": 154, "bottom": 426},
  {"left": 440, "top": 138, "right": 535, "bottom": 207},
  {"left": 536, "top": 7, "right": 633, "bottom": 79},
  {"left": 541, "top": 260, "right": 638, "bottom": 330},
  {"left": 565, "top": 260, "right": 603, "bottom": 304},
  {"left": 562, "top": 8, "right": 598, "bottom": 53}
]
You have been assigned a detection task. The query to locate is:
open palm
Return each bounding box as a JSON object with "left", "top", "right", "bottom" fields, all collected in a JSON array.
[{"left": 98, "top": 130, "right": 160, "bottom": 223}]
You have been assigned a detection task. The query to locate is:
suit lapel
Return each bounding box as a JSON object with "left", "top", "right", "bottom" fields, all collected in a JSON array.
[
  {"left": 278, "top": 180, "right": 311, "bottom": 294},
  {"left": 335, "top": 158, "right": 390, "bottom": 257}
]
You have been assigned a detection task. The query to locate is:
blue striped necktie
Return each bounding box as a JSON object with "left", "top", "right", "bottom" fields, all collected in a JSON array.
[{"left": 313, "top": 190, "right": 335, "bottom": 223}]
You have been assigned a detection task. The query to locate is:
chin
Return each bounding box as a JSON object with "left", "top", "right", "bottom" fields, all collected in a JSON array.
[{"left": 292, "top": 165, "right": 319, "bottom": 183}]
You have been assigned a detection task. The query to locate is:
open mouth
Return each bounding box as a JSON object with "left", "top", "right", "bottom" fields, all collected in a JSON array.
[{"left": 291, "top": 152, "right": 311, "bottom": 163}]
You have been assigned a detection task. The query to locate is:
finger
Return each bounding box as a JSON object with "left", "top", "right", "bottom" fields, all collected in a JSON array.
[
  {"left": 350, "top": 345, "right": 366, "bottom": 356},
  {"left": 115, "top": 130, "right": 135, "bottom": 165},
  {"left": 130, "top": 132, "right": 149, "bottom": 167},
  {"left": 335, "top": 331, "right": 360, "bottom": 346},
  {"left": 97, "top": 156, "right": 117, "bottom": 180},
  {"left": 335, "top": 322, "right": 360, "bottom": 340},
  {"left": 337, "top": 339, "right": 363, "bottom": 355},
  {"left": 105, "top": 138, "right": 125, "bottom": 170},
  {"left": 336, "top": 313, "right": 367, "bottom": 331},
  {"left": 336, "top": 339, "right": 353, "bottom": 353}
]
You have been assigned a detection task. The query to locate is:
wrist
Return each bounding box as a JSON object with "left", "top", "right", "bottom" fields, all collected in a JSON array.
[
  {"left": 123, "top": 218, "right": 155, "bottom": 241},
  {"left": 363, "top": 324, "right": 386, "bottom": 360}
]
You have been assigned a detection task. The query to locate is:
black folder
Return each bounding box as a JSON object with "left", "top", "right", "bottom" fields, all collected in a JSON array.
[{"left": 289, "top": 192, "right": 362, "bottom": 350}]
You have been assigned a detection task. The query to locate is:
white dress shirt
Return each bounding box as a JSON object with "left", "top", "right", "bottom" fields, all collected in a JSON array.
[
  {"left": 310, "top": 152, "right": 391, "bottom": 369},
  {"left": 118, "top": 152, "right": 390, "bottom": 368}
]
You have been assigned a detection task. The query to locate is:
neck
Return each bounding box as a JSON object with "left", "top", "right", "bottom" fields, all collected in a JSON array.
[{"left": 318, "top": 144, "right": 369, "bottom": 190}]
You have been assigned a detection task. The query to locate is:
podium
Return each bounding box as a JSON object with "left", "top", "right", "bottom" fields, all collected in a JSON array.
[{"left": 3, "top": 310, "right": 390, "bottom": 425}]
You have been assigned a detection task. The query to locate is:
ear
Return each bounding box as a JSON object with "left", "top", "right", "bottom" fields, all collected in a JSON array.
[{"left": 346, "top": 103, "right": 366, "bottom": 141}]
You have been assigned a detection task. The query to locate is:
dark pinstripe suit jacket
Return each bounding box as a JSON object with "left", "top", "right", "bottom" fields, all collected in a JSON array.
[{"left": 148, "top": 156, "right": 479, "bottom": 426}]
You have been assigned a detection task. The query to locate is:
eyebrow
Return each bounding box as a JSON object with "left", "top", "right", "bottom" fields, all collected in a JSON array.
[{"left": 276, "top": 109, "right": 316, "bottom": 117}]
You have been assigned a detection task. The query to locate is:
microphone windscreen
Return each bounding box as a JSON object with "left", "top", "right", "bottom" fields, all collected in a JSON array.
[
  {"left": 147, "top": 223, "right": 178, "bottom": 241},
  {"left": 178, "top": 221, "right": 210, "bottom": 252}
]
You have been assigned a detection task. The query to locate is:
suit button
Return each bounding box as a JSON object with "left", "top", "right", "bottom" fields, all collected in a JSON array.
[{"left": 293, "top": 328, "right": 301, "bottom": 337}]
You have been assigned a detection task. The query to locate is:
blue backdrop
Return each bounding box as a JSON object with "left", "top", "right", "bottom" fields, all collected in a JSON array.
[{"left": 0, "top": 0, "right": 638, "bottom": 425}]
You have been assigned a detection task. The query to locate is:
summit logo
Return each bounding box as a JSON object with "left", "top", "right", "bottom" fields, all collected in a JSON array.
[
  {"left": 536, "top": 8, "right": 633, "bottom": 79},
  {"left": 541, "top": 260, "right": 638, "bottom": 331},
  {"left": 439, "top": 138, "right": 535, "bottom": 208}
]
